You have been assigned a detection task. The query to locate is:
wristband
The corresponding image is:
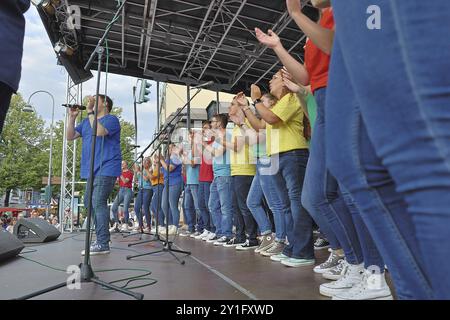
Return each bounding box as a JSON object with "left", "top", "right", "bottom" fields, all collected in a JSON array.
[{"left": 252, "top": 98, "right": 262, "bottom": 107}]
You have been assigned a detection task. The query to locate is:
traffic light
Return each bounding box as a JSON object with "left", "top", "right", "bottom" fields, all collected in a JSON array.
[{"left": 137, "top": 79, "right": 151, "bottom": 104}]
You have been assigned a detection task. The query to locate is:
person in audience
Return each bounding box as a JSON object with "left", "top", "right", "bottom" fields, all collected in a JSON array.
[
  {"left": 160, "top": 143, "right": 184, "bottom": 235},
  {"left": 202, "top": 114, "right": 234, "bottom": 245}
]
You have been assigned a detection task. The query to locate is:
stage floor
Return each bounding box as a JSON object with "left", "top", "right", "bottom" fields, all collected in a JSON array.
[{"left": 1, "top": 232, "right": 344, "bottom": 300}]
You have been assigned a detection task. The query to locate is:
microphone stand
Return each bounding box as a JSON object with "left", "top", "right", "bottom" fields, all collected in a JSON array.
[
  {"left": 14, "top": 0, "right": 143, "bottom": 300},
  {"left": 125, "top": 88, "right": 203, "bottom": 264}
]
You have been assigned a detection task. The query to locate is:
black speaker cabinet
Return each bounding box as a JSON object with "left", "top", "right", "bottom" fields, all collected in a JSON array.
[
  {"left": 0, "top": 231, "right": 24, "bottom": 262},
  {"left": 13, "top": 218, "right": 61, "bottom": 243}
]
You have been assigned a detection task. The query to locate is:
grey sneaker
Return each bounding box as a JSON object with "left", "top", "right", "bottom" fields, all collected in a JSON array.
[
  {"left": 261, "top": 241, "right": 286, "bottom": 257},
  {"left": 323, "top": 259, "right": 347, "bottom": 280},
  {"left": 255, "top": 234, "right": 274, "bottom": 253},
  {"left": 313, "top": 250, "right": 344, "bottom": 274}
]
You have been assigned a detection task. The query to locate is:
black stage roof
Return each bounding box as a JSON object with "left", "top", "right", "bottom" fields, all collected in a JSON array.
[{"left": 36, "top": 0, "right": 319, "bottom": 94}]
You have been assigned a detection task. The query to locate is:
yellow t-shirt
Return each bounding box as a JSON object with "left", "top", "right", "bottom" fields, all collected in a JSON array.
[
  {"left": 150, "top": 167, "right": 165, "bottom": 186},
  {"left": 266, "top": 93, "right": 309, "bottom": 156},
  {"left": 230, "top": 125, "right": 256, "bottom": 176}
]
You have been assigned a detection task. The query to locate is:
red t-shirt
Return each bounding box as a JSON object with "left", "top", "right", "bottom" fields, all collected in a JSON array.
[
  {"left": 304, "top": 8, "right": 334, "bottom": 94},
  {"left": 118, "top": 170, "right": 134, "bottom": 189},
  {"left": 199, "top": 142, "right": 214, "bottom": 182}
]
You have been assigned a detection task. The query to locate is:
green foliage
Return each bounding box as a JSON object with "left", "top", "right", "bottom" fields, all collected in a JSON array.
[{"left": 0, "top": 94, "right": 49, "bottom": 195}]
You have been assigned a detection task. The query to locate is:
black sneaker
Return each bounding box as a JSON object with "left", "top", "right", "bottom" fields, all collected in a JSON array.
[
  {"left": 223, "top": 237, "right": 245, "bottom": 248},
  {"left": 314, "top": 237, "right": 330, "bottom": 250},
  {"left": 236, "top": 239, "right": 259, "bottom": 251}
]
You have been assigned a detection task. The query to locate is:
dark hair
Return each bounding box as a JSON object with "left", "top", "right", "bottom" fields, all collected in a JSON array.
[
  {"left": 212, "top": 113, "right": 228, "bottom": 128},
  {"left": 97, "top": 94, "right": 113, "bottom": 112},
  {"left": 202, "top": 120, "right": 211, "bottom": 127}
]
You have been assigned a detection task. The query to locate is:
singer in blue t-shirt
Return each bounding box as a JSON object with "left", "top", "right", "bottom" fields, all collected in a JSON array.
[{"left": 67, "top": 94, "right": 121, "bottom": 255}]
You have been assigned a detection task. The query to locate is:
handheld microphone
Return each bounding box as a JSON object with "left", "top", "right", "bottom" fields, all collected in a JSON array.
[
  {"left": 62, "top": 104, "right": 87, "bottom": 110},
  {"left": 190, "top": 81, "right": 214, "bottom": 90}
]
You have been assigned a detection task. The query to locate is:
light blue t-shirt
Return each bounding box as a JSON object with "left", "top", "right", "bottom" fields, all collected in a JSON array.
[
  {"left": 212, "top": 133, "right": 231, "bottom": 177},
  {"left": 137, "top": 170, "right": 152, "bottom": 189},
  {"left": 186, "top": 165, "right": 199, "bottom": 185}
]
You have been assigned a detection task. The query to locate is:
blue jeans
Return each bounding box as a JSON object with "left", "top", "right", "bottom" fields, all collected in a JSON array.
[
  {"left": 151, "top": 184, "right": 165, "bottom": 227},
  {"left": 247, "top": 158, "right": 286, "bottom": 240},
  {"left": 162, "top": 182, "right": 183, "bottom": 227},
  {"left": 135, "top": 188, "right": 153, "bottom": 228},
  {"left": 232, "top": 175, "right": 258, "bottom": 242},
  {"left": 271, "top": 150, "right": 314, "bottom": 259},
  {"left": 330, "top": 0, "right": 450, "bottom": 298},
  {"left": 208, "top": 176, "right": 234, "bottom": 238},
  {"left": 84, "top": 176, "right": 116, "bottom": 248},
  {"left": 198, "top": 181, "right": 214, "bottom": 232},
  {"left": 301, "top": 88, "right": 363, "bottom": 264},
  {"left": 111, "top": 187, "right": 133, "bottom": 223},
  {"left": 184, "top": 184, "right": 200, "bottom": 232}
]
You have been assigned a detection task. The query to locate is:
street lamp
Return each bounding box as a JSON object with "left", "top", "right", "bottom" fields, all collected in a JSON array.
[{"left": 25, "top": 90, "right": 55, "bottom": 220}]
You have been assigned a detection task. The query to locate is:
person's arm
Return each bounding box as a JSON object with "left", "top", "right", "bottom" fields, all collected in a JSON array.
[
  {"left": 67, "top": 108, "right": 81, "bottom": 141},
  {"left": 160, "top": 158, "right": 176, "bottom": 172},
  {"left": 119, "top": 174, "right": 128, "bottom": 184},
  {"left": 143, "top": 168, "right": 152, "bottom": 181},
  {"left": 286, "top": 0, "right": 334, "bottom": 55},
  {"left": 203, "top": 136, "right": 226, "bottom": 157},
  {"left": 86, "top": 96, "right": 109, "bottom": 137},
  {"left": 255, "top": 28, "right": 310, "bottom": 86}
]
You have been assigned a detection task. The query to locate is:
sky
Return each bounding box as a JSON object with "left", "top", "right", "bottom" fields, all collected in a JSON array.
[{"left": 20, "top": 6, "right": 158, "bottom": 156}]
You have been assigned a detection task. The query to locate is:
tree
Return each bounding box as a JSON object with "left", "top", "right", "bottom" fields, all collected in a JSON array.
[{"left": 0, "top": 94, "right": 50, "bottom": 206}]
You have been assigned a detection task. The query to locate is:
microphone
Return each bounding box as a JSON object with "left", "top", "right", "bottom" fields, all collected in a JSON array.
[
  {"left": 62, "top": 104, "right": 86, "bottom": 110},
  {"left": 190, "top": 81, "right": 214, "bottom": 90}
]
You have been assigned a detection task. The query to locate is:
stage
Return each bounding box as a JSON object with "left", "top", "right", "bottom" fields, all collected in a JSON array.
[{"left": 0, "top": 231, "right": 339, "bottom": 300}]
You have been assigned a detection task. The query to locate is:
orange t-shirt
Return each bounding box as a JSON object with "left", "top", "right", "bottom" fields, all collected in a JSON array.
[{"left": 304, "top": 8, "right": 334, "bottom": 94}]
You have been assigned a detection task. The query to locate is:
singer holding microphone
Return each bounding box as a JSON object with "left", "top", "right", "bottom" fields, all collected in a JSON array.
[{"left": 67, "top": 95, "right": 122, "bottom": 255}]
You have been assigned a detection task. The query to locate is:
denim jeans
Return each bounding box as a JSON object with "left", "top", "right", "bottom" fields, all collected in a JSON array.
[
  {"left": 301, "top": 88, "right": 363, "bottom": 264},
  {"left": 151, "top": 184, "right": 165, "bottom": 227},
  {"left": 329, "top": 0, "right": 450, "bottom": 298},
  {"left": 270, "top": 149, "right": 314, "bottom": 259},
  {"left": 84, "top": 175, "right": 116, "bottom": 248},
  {"left": 208, "top": 176, "right": 234, "bottom": 238},
  {"left": 162, "top": 182, "right": 183, "bottom": 227},
  {"left": 232, "top": 175, "right": 258, "bottom": 242},
  {"left": 247, "top": 158, "right": 286, "bottom": 241},
  {"left": 184, "top": 184, "right": 200, "bottom": 233},
  {"left": 198, "top": 181, "right": 214, "bottom": 232},
  {"left": 135, "top": 188, "right": 153, "bottom": 228},
  {"left": 111, "top": 187, "right": 133, "bottom": 223}
]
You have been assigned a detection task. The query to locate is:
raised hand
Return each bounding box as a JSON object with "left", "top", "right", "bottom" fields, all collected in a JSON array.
[
  {"left": 250, "top": 84, "right": 262, "bottom": 101},
  {"left": 69, "top": 107, "right": 79, "bottom": 119},
  {"left": 235, "top": 91, "right": 249, "bottom": 108},
  {"left": 255, "top": 28, "right": 281, "bottom": 49}
]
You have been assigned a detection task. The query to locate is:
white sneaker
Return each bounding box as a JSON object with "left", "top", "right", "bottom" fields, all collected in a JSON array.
[
  {"left": 143, "top": 227, "right": 150, "bottom": 233},
  {"left": 332, "top": 270, "right": 393, "bottom": 300},
  {"left": 319, "top": 263, "right": 365, "bottom": 297},
  {"left": 120, "top": 224, "right": 129, "bottom": 231},
  {"left": 205, "top": 233, "right": 217, "bottom": 243},
  {"left": 196, "top": 230, "right": 209, "bottom": 240},
  {"left": 109, "top": 223, "right": 119, "bottom": 233},
  {"left": 190, "top": 231, "right": 201, "bottom": 238},
  {"left": 151, "top": 227, "right": 157, "bottom": 234},
  {"left": 168, "top": 225, "right": 178, "bottom": 235}
]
